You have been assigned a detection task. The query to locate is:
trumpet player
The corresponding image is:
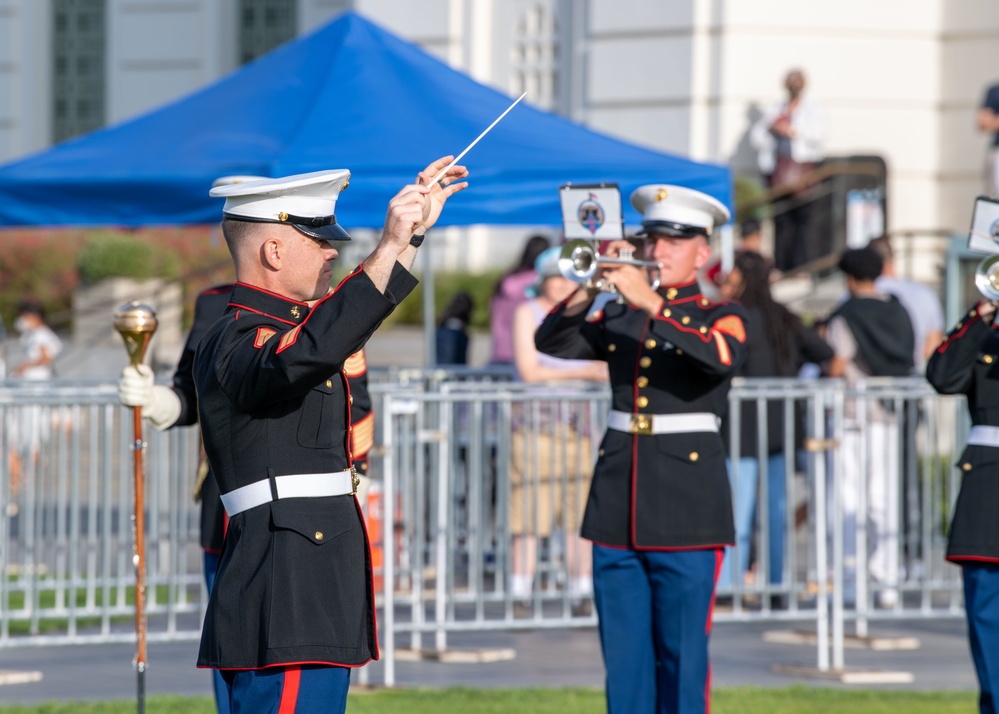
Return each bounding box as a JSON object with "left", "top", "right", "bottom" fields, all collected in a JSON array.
[
  {"left": 926, "top": 295, "right": 999, "bottom": 714},
  {"left": 535, "top": 184, "right": 747, "bottom": 714}
]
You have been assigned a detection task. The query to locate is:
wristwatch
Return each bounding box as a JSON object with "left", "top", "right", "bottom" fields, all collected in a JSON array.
[{"left": 410, "top": 233, "right": 425, "bottom": 248}]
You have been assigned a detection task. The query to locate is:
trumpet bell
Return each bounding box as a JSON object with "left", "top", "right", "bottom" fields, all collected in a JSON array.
[
  {"left": 557, "top": 239, "right": 599, "bottom": 283},
  {"left": 976, "top": 255, "right": 999, "bottom": 301}
]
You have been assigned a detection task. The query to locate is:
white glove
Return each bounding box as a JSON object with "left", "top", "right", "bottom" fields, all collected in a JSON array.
[{"left": 118, "top": 365, "right": 182, "bottom": 430}]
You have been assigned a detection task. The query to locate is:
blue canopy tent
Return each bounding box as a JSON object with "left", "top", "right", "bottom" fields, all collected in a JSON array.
[
  {"left": 0, "top": 11, "right": 730, "bottom": 229},
  {"left": 0, "top": 11, "right": 731, "bottom": 363}
]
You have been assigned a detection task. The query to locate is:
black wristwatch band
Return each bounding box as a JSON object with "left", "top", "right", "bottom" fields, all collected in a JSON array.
[{"left": 410, "top": 233, "right": 425, "bottom": 248}]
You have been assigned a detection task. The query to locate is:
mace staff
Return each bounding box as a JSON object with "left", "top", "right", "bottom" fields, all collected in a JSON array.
[{"left": 113, "top": 301, "right": 158, "bottom": 714}]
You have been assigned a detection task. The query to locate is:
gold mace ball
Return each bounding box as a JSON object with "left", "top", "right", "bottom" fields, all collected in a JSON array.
[{"left": 113, "top": 301, "right": 159, "bottom": 368}]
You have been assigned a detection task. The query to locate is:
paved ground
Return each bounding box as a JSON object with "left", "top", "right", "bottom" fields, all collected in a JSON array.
[{"left": 0, "top": 617, "right": 979, "bottom": 705}]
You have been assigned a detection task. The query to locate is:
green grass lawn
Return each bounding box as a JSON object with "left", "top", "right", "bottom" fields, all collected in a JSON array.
[
  {"left": 1, "top": 582, "right": 193, "bottom": 635},
  {"left": 0, "top": 687, "right": 979, "bottom": 714}
]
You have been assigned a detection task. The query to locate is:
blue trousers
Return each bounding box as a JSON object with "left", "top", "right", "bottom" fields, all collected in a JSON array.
[
  {"left": 963, "top": 562, "right": 999, "bottom": 714},
  {"left": 204, "top": 551, "right": 229, "bottom": 714},
  {"left": 592, "top": 544, "right": 721, "bottom": 714},
  {"left": 718, "top": 454, "right": 787, "bottom": 589},
  {"left": 222, "top": 665, "right": 350, "bottom": 714}
]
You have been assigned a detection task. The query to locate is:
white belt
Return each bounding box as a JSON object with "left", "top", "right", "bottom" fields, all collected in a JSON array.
[
  {"left": 607, "top": 410, "right": 720, "bottom": 436},
  {"left": 967, "top": 425, "right": 999, "bottom": 448},
  {"left": 221, "top": 469, "right": 356, "bottom": 516}
]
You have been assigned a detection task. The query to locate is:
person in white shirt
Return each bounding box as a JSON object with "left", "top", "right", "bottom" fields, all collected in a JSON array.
[
  {"left": 8, "top": 301, "right": 63, "bottom": 510},
  {"left": 11, "top": 301, "right": 61, "bottom": 380},
  {"left": 750, "top": 69, "right": 827, "bottom": 272}
]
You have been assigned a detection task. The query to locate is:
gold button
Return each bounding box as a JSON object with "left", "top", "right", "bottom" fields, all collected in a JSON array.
[
  {"left": 279, "top": 211, "right": 289, "bottom": 222},
  {"left": 666, "top": 288, "right": 678, "bottom": 300},
  {"left": 639, "top": 357, "right": 652, "bottom": 368},
  {"left": 700, "top": 298, "right": 709, "bottom": 306},
  {"left": 315, "top": 531, "right": 324, "bottom": 540},
  {"left": 349, "top": 395, "right": 354, "bottom": 404},
  {"left": 676, "top": 349, "right": 684, "bottom": 355},
  {"left": 681, "top": 316, "right": 691, "bottom": 325},
  {"left": 699, "top": 326, "right": 708, "bottom": 334},
  {"left": 689, "top": 452, "right": 699, "bottom": 462},
  {"left": 662, "top": 308, "right": 672, "bottom": 317},
  {"left": 326, "top": 379, "right": 333, "bottom": 388},
  {"left": 598, "top": 449, "right": 605, "bottom": 456},
  {"left": 608, "top": 344, "right": 617, "bottom": 352},
  {"left": 985, "top": 355, "right": 995, "bottom": 364},
  {"left": 645, "top": 339, "right": 657, "bottom": 349},
  {"left": 970, "top": 309, "right": 978, "bottom": 317},
  {"left": 637, "top": 396, "right": 649, "bottom": 408},
  {"left": 962, "top": 463, "right": 972, "bottom": 471},
  {"left": 637, "top": 376, "right": 649, "bottom": 388}
]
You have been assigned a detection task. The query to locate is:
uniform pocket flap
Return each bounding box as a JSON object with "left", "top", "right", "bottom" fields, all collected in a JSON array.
[
  {"left": 270, "top": 499, "right": 352, "bottom": 545},
  {"left": 655, "top": 432, "right": 725, "bottom": 464},
  {"left": 956, "top": 445, "right": 999, "bottom": 471}
]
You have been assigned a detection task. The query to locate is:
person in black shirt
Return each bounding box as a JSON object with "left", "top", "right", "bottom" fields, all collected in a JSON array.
[{"left": 825, "top": 247, "right": 914, "bottom": 608}]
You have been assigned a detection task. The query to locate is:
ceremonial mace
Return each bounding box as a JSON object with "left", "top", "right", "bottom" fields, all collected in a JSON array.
[{"left": 113, "top": 301, "right": 158, "bottom": 714}]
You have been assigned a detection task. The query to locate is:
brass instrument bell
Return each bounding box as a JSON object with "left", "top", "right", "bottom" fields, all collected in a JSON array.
[
  {"left": 976, "top": 255, "right": 999, "bottom": 302},
  {"left": 557, "top": 239, "right": 661, "bottom": 293}
]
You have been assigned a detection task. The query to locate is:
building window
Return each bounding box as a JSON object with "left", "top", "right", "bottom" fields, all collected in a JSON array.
[
  {"left": 52, "top": 0, "right": 106, "bottom": 144},
  {"left": 239, "top": 0, "right": 298, "bottom": 65},
  {"left": 510, "top": 3, "right": 558, "bottom": 110}
]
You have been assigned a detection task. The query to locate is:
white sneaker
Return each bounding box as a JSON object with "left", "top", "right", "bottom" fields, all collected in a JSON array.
[{"left": 877, "top": 588, "right": 899, "bottom": 609}]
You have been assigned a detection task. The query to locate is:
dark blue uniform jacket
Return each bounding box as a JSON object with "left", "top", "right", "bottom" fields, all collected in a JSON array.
[
  {"left": 194, "top": 264, "right": 416, "bottom": 669},
  {"left": 536, "top": 281, "right": 747, "bottom": 550}
]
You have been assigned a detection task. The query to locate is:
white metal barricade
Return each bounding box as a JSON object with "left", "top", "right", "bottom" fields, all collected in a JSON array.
[
  {"left": 0, "top": 379, "right": 204, "bottom": 647},
  {"left": 0, "top": 374, "right": 971, "bottom": 687},
  {"left": 370, "top": 374, "right": 969, "bottom": 685}
]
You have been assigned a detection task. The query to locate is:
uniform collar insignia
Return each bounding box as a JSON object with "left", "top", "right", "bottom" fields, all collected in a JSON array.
[
  {"left": 228, "top": 282, "right": 311, "bottom": 325},
  {"left": 659, "top": 281, "right": 701, "bottom": 303}
]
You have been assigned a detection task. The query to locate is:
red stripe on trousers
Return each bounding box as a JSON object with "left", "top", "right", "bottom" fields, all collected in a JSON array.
[{"left": 278, "top": 666, "right": 301, "bottom": 714}]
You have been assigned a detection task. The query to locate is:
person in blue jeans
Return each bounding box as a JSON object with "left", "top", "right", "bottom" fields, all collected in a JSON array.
[{"left": 717, "top": 251, "right": 832, "bottom": 598}]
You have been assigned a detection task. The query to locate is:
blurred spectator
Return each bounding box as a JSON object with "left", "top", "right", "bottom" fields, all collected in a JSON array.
[
  {"left": 751, "top": 69, "right": 827, "bottom": 272},
  {"left": 8, "top": 300, "right": 63, "bottom": 507},
  {"left": 867, "top": 236, "right": 944, "bottom": 372},
  {"left": 11, "top": 301, "right": 60, "bottom": 380},
  {"left": 978, "top": 80, "right": 999, "bottom": 196},
  {"left": 717, "top": 252, "right": 832, "bottom": 598},
  {"left": 866, "top": 235, "right": 943, "bottom": 583},
  {"left": 489, "top": 235, "right": 550, "bottom": 366},
  {"left": 509, "top": 246, "right": 608, "bottom": 616},
  {"left": 435, "top": 291, "right": 474, "bottom": 366},
  {"left": 825, "top": 247, "right": 914, "bottom": 607}
]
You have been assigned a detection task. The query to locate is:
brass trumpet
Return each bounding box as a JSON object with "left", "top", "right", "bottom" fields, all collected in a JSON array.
[
  {"left": 975, "top": 254, "right": 999, "bottom": 301},
  {"left": 557, "top": 239, "right": 661, "bottom": 293}
]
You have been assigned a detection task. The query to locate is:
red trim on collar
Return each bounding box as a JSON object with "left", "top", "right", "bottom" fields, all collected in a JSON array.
[
  {"left": 232, "top": 281, "right": 309, "bottom": 306},
  {"left": 227, "top": 303, "right": 298, "bottom": 327}
]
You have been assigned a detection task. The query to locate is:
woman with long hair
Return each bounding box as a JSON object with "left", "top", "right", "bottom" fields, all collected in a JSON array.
[{"left": 717, "top": 251, "right": 832, "bottom": 598}]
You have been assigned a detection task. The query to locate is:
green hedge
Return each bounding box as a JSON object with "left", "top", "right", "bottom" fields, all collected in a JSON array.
[
  {"left": 77, "top": 233, "right": 181, "bottom": 284},
  {"left": 380, "top": 269, "right": 506, "bottom": 329}
]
